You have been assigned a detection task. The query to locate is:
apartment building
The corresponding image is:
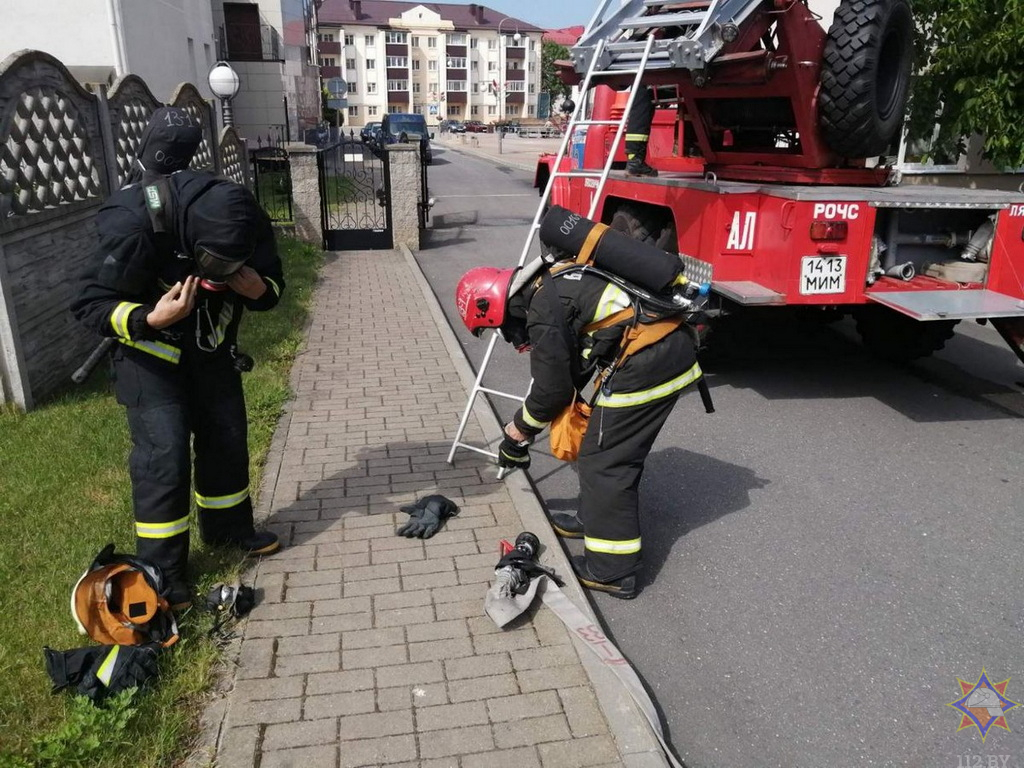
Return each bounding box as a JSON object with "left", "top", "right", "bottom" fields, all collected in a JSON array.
[{"left": 316, "top": 0, "right": 543, "bottom": 129}]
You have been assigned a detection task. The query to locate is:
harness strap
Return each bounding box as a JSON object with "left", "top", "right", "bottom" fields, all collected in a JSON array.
[
  {"left": 575, "top": 222, "right": 609, "bottom": 267},
  {"left": 582, "top": 307, "right": 634, "bottom": 334}
]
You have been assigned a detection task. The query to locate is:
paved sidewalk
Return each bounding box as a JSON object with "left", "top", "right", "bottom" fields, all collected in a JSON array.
[
  {"left": 192, "top": 248, "right": 669, "bottom": 767},
  {"left": 436, "top": 132, "right": 562, "bottom": 173}
]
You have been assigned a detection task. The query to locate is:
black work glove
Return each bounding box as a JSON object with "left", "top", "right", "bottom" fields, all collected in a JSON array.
[
  {"left": 397, "top": 495, "right": 460, "bottom": 538},
  {"left": 44, "top": 645, "right": 104, "bottom": 693},
  {"left": 497, "top": 436, "right": 531, "bottom": 471},
  {"left": 77, "top": 644, "right": 161, "bottom": 702}
]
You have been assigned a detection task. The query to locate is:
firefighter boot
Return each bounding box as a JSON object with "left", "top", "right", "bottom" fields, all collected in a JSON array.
[
  {"left": 625, "top": 141, "right": 658, "bottom": 178},
  {"left": 571, "top": 555, "right": 638, "bottom": 599},
  {"left": 550, "top": 512, "right": 584, "bottom": 539}
]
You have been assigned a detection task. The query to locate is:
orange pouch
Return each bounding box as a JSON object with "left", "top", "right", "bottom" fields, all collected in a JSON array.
[{"left": 549, "top": 399, "right": 592, "bottom": 462}]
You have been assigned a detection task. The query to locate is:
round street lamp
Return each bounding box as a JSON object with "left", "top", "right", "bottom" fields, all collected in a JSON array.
[
  {"left": 208, "top": 61, "right": 241, "bottom": 128},
  {"left": 496, "top": 18, "right": 521, "bottom": 123}
]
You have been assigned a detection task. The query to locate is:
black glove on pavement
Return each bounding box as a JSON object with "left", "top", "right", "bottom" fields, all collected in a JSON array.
[
  {"left": 397, "top": 495, "right": 459, "bottom": 538},
  {"left": 497, "top": 436, "right": 531, "bottom": 471}
]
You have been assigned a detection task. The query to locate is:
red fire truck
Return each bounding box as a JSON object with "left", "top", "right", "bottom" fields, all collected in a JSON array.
[{"left": 535, "top": 0, "right": 1024, "bottom": 363}]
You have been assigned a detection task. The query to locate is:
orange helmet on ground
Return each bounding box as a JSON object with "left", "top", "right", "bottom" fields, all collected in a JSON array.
[{"left": 455, "top": 266, "right": 516, "bottom": 336}]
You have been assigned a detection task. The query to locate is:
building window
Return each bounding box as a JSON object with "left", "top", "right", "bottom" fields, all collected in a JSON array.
[
  {"left": 387, "top": 79, "right": 408, "bottom": 90},
  {"left": 366, "top": 59, "right": 375, "bottom": 69},
  {"left": 367, "top": 81, "right": 378, "bottom": 93},
  {"left": 488, "top": 38, "right": 497, "bottom": 50},
  {"left": 320, "top": 56, "right": 336, "bottom": 67},
  {"left": 508, "top": 60, "right": 521, "bottom": 70},
  {"left": 344, "top": 34, "right": 354, "bottom": 46},
  {"left": 471, "top": 106, "right": 479, "bottom": 115},
  {"left": 428, "top": 60, "right": 437, "bottom": 71},
  {"left": 447, "top": 57, "right": 466, "bottom": 68},
  {"left": 487, "top": 105, "right": 496, "bottom": 115},
  {"left": 348, "top": 105, "right": 359, "bottom": 116},
  {"left": 528, "top": 84, "right": 534, "bottom": 93},
  {"left": 349, "top": 81, "right": 357, "bottom": 94},
  {"left": 472, "top": 82, "right": 480, "bottom": 93},
  {"left": 506, "top": 81, "right": 524, "bottom": 91},
  {"left": 345, "top": 57, "right": 355, "bottom": 69},
  {"left": 365, "top": 35, "right": 375, "bottom": 46},
  {"left": 487, "top": 61, "right": 497, "bottom": 71},
  {"left": 508, "top": 105, "right": 520, "bottom": 116},
  {"left": 528, "top": 61, "right": 536, "bottom": 72},
  {"left": 412, "top": 82, "right": 421, "bottom": 93},
  {"left": 318, "top": 32, "right": 335, "bottom": 42},
  {"left": 385, "top": 56, "right": 408, "bottom": 67},
  {"left": 449, "top": 33, "right": 466, "bottom": 45},
  {"left": 429, "top": 83, "right": 438, "bottom": 94},
  {"left": 412, "top": 36, "right": 420, "bottom": 46},
  {"left": 413, "top": 105, "right": 423, "bottom": 114},
  {"left": 529, "top": 105, "right": 535, "bottom": 115},
  {"left": 427, "top": 37, "right": 437, "bottom": 48},
  {"left": 447, "top": 105, "right": 460, "bottom": 116},
  {"left": 412, "top": 59, "right": 420, "bottom": 70},
  {"left": 446, "top": 80, "right": 466, "bottom": 91},
  {"left": 388, "top": 105, "right": 401, "bottom": 113},
  {"left": 471, "top": 60, "right": 478, "bottom": 70},
  {"left": 385, "top": 31, "right": 407, "bottom": 43},
  {"left": 368, "top": 105, "right": 378, "bottom": 116},
  {"left": 470, "top": 38, "right": 477, "bottom": 49}
]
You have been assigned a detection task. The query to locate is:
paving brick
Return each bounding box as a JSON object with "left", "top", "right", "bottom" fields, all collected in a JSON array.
[
  {"left": 342, "top": 626, "right": 405, "bottom": 650},
  {"left": 416, "top": 701, "right": 489, "bottom": 732},
  {"left": 336, "top": 710, "right": 415, "bottom": 740},
  {"left": 375, "top": 660, "right": 445, "bottom": 688},
  {"left": 311, "top": 611, "right": 374, "bottom": 634},
  {"left": 472, "top": 629, "right": 539, "bottom": 656},
  {"left": 235, "top": 637, "right": 275, "bottom": 680},
  {"left": 259, "top": 556, "right": 316, "bottom": 575},
  {"left": 376, "top": 604, "right": 436, "bottom": 628},
  {"left": 304, "top": 690, "right": 377, "bottom": 720},
  {"left": 252, "top": 601, "right": 311, "bottom": 621},
  {"left": 275, "top": 651, "right": 340, "bottom": 677},
  {"left": 338, "top": 735, "right": 417, "bottom": 768},
  {"left": 433, "top": 583, "right": 488, "bottom": 604},
  {"left": 227, "top": 696, "right": 302, "bottom": 727},
  {"left": 263, "top": 718, "right": 338, "bottom": 751},
  {"left": 312, "top": 595, "right": 372, "bottom": 617},
  {"left": 558, "top": 688, "right": 608, "bottom": 738},
  {"left": 516, "top": 665, "right": 588, "bottom": 694},
  {"left": 487, "top": 691, "right": 563, "bottom": 724},
  {"left": 216, "top": 725, "right": 258, "bottom": 767},
  {"left": 458, "top": 566, "right": 499, "bottom": 586},
  {"left": 408, "top": 636, "right": 475, "bottom": 663},
  {"left": 277, "top": 632, "right": 340, "bottom": 657},
  {"left": 307, "top": 668, "right": 375, "bottom": 696},
  {"left": 443, "top": 653, "right": 513, "bottom": 682},
  {"left": 537, "top": 736, "right": 620, "bottom": 767},
  {"left": 287, "top": 583, "right": 343, "bottom": 602},
  {"left": 344, "top": 576, "right": 402, "bottom": 597},
  {"left": 463, "top": 746, "right": 543, "bottom": 768},
  {"left": 371, "top": 546, "right": 427, "bottom": 565},
  {"left": 530, "top": 607, "right": 573, "bottom": 647},
  {"left": 374, "top": 589, "right": 433, "bottom": 611},
  {"left": 448, "top": 673, "right": 519, "bottom": 703},
  {"left": 435, "top": 599, "right": 486, "bottom": 621},
  {"left": 493, "top": 714, "right": 573, "bottom": 749},
  {"left": 510, "top": 646, "right": 579, "bottom": 671},
  {"left": 398, "top": 557, "right": 455, "bottom": 576},
  {"left": 232, "top": 675, "right": 304, "bottom": 702},
  {"left": 288, "top": 568, "right": 344, "bottom": 588},
  {"left": 262, "top": 745, "right": 339, "bottom": 768},
  {"left": 343, "top": 643, "right": 408, "bottom": 669},
  {"left": 402, "top": 569, "right": 459, "bottom": 590},
  {"left": 406, "top": 619, "right": 469, "bottom": 644},
  {"left": 417, "top": 724, "right": 496, "bottom": 760}
]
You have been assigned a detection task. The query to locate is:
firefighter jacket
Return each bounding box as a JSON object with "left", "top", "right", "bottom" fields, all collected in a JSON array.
[
  {"left": 512, "top": 267, "right": 700, "bottom": 438},
  {"left": 71, "top": 172, "right": 284, "bottom": 364}
]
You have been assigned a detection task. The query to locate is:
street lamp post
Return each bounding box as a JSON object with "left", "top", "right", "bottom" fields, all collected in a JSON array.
[
  {"left": 496, "top": 18, "right": 520, "bottom": 155},
  {"left": 208, "top": 61, "right": 241, "bottom": 129}
]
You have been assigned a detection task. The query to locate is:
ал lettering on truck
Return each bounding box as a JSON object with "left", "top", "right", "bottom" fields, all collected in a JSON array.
[{"left": 534, "top": 0, "right": 1024, "bottom": 364}]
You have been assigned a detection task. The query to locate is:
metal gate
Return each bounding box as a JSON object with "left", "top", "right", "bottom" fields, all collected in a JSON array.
[
  {"left": 318, "top": 138, "right": 393, "bottom": 250},
  {"left": 250, "top": 146, "right": 293, "bottom": 223}
]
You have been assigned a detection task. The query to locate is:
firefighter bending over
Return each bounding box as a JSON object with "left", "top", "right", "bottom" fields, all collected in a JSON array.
[
  {"left": 72, "top": 157, "right": 285, "bottom": 611},
  {"left": 455, "top": 223, "right": 703, "bottom": 599}
]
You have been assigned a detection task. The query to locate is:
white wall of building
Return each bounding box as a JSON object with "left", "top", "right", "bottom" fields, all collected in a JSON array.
[
  {"left": 120, "top": 0, "right": 217, "bottom": 99},
  {"left": 0, "top": 0, "right": 112, "bottom": 69}
]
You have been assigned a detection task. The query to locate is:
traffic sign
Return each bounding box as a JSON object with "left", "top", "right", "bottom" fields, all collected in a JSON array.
[{"left": 326, "top": 78, "right": 348, "bottom": 97}]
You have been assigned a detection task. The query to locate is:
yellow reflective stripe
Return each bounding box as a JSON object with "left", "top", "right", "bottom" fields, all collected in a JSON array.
[
  {"left": 265, "top": 277, "right": 281, "bottom": 297},
  {"left": 196, "top": 487, "right": 250, "bottom": 509},
  {"left": 595, "top": 362, "right": 702, "bottom": 408},
  {"left": 119, "top": 338, "right": 181, "bottom": 364},
  {"left": 520, "top": 405, "right": 549, "bottom": 429},
  {"left": 96, "top": 646, "right": 119, "bottom": 686},
  {"left": 110, "top": 302, "right": 142, "bottom": 339},
  {"left": 136, "top": 515, "right": 190, "bottom": 539},
  {"left": 591, "top": 284, "right": 631, "bottom": 325},
  {"left": 585, "top": 536, "right": 642, "bottom": 555},
  {"left": 625, "top": 133, "right": 649, "bottom": 142},
  {"left": 210, "top": 304, "right": 234, "bottom": 347}
]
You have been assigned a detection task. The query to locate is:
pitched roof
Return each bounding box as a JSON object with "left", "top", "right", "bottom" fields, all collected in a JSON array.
[
  {"left": 318, "top": 0, "right": 544, "bottom": 32},
  {"left": 543, "top": 26, "right": 584, "bottom": 46}
]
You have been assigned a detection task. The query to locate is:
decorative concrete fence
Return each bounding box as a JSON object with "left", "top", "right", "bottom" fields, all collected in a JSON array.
[{"left": 0, "top": 50, "right": 250, "bottom": 410}]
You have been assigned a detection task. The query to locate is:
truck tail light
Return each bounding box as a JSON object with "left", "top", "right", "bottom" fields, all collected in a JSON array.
[{"left": 809, "top": 220, "right": 848, "bottom": 241}]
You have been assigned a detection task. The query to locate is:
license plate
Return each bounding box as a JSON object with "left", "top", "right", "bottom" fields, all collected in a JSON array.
[{"left": 800, "top": 255, "right": 847, "bottom": 295}]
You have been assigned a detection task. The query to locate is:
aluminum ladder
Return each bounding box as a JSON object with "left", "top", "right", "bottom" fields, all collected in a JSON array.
[
  {"left": 572, "top": 0, "right": 766, "bottom": 75},
  {"left": 446, "top": 35, "right": 657, "bottom": 469}
]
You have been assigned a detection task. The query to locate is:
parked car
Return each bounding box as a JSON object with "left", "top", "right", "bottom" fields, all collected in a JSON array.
[
  {"left": 447, "top": 120, "right": 466, "bottom": 134},
  {"left": 381, "top": 113, "right": 433, "bottom": 164},
  {"left": 464, "top": 120, "right": 488, "bottom": 133},
  {"left": 360, "top": 121, "right": 382, "bottom": 145}
]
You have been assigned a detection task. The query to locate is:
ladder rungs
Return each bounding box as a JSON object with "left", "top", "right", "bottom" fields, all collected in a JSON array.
[
  {"left": 574, "top": 119, "right": 621, "bottom": 126},
  {"left": 622, "top": 10, "right": 707, "bottom": 27},
  {"left": 645, "top": 0, "right": 711, "bottom": 6},
  {"left": 590, "top": 68, "right": 642, "bottom": 76},
  {"left": 476, "top": 387, "right": 526, "bottom": 401}
]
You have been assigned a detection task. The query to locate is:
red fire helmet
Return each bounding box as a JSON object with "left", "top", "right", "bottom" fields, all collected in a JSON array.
[{"left": 455, "top": 266, "right": 516, "bottom": 336}]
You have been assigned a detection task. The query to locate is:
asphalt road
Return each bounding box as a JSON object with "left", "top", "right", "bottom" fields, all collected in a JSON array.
[{"left": 415, "top": 143, "right": 1024, "bottom": 768}]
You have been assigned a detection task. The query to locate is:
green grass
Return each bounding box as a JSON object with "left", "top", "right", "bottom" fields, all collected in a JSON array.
[
  {"left": 0, "top": 235, "right": 323, "bottom": 767},
  {"left": 254, "top": 167, "right": 293, "bottom": 223}
]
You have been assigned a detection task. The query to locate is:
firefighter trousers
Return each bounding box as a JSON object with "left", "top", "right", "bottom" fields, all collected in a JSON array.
[
  {"left": 577, "top": 392, "right": 679, "bottom": 582},
  {"left": 625, "top": 86, "right": 655, "bottom": 160},
  {"left": 112, "top": 345, "right": 255, "bottom": 585}
]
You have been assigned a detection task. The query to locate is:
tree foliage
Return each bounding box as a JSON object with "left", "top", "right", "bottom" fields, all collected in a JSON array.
[
  {"left": 541, "top": 41, "right": 572, "bottom": 101},
  {"left": 908, "top": 0, "right": 1024, "bottom": 169}
]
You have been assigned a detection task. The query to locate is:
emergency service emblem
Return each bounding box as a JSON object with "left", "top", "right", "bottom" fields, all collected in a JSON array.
[{"left": 946, "top": 669, "right": 1019, "bottom": 742}]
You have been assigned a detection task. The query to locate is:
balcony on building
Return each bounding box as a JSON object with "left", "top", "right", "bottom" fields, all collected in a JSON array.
[
  {"left": 505, "top": 68, "right": 525, "bottom": 81},
  {"left": 505, "top": 46, "right": 526, "bottom": 60},
  {"left": 318, "top": 41, "right": 341, "bottom": 55},
  {"left": 219, "top": 3, "right": 282, "bottom": 62},
  {"left": 446, "top": 45, "right": 467, "bottom": 57},
  {"left": 321, "top": 65, "right": 341, "bottom": 78},
  {"left": 505, "top": 92, "right": 526, "bottom": 104}
]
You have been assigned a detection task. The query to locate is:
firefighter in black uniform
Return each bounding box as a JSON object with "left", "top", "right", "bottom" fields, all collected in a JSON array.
[
  {"left": 71, "top": 168, "right": 284, "bottom": 610},
  {"left": 455, "top": 246, "right": 702, "bottom": 599}
]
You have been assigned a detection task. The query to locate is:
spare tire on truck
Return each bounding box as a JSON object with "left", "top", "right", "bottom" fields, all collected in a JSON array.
[{"left": 818, "top": 0, "right": 914, "bottom": 158}]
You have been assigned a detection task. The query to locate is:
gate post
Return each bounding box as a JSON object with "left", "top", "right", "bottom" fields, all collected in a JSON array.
[
  {"left": 284, "top": 142, "right": 322, "bottom": 245},
  {"left": 386, "top": 144, "right": 421, "bottom": 251}
]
